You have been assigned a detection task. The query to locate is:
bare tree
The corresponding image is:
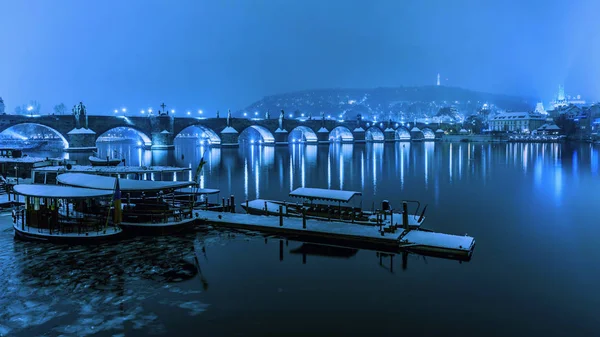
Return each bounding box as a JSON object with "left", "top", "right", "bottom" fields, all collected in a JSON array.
[{"left": 53, "top": 103, "right": 67, "bottom": 115}]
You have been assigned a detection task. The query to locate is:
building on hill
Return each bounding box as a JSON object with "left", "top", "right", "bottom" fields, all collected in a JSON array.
[
  {"left": 550, "top": 85, "right": 586, "bottom": 109},
  {"left": 489, "top": 111, "right": 546, "bottom": 133},
  {"left": 0, "top": 97, "right": 4, "bottom": 114}
]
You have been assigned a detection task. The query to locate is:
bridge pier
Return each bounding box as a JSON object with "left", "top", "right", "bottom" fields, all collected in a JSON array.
[
  {"left": 151, "top": 130, "right": 174, "bottom": 150},
  {"left": 66, "top": 128, "right": 97, "bottom": 152},
  {"left": 221, "top": 127, "right": 239, "bottom": 147},
  {"left": 274, "top": 129, "right": 288, "bottom": 145},
  {"left": 317, "top": 127, "right": 329, "bottom": 143},
  {"left": 353, "top": 127, "right": 365, "bottom": 143},
  {"left": 384, "top": 128, "right": 396, "bottom": 142}
]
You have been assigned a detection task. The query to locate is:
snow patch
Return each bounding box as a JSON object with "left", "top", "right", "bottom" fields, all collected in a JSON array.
[
  {"left": 220, "top": 126, "right": 238, "bottom": 134},
  {"left": 67, "top": 128, "right": 96, "bottom": 135},
  {"left": 353, "top": 127, "right": 365, "bottom": 132},
  {"left": 275, "top": 128, "right": 288, "bottom": 133},
  {"left": 317, "top": 127, "right": 328, "bottom": 133}
]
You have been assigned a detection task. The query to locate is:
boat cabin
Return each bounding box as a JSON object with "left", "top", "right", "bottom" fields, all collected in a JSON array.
[
  {"left": 289, "top": 187, "right": 363, "bottom": 218},
  {"left": 12, "top": 184, "right": 122, "bottom": 242},
  {"left": 56, "top": 173, "right": 197, "bottom": 225}
]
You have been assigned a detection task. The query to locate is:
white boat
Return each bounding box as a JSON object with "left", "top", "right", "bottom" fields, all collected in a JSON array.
[
  {"left": 89, "top": 155, "right": 122, "bottom": 166},
  {"left": 241, "top": 187, "right": 425, "bottom": 228},
  {"left": 57, "top": 173, "right": 199, "bottom": 234},
  {"left": 12, "top": 184, "right": 123, "bottom": 243}
]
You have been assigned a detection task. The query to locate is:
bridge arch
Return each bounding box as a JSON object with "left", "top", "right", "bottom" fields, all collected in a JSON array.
[
  {"left": 422, "top": 128, "right": 435, "bottom": 140},
  {"left": 0, "top": 122, "right": 69, "bottom": 149},
  {"left": 365, "top": 126, "right": 384, "bottom": 142},
  {"left": 329, "top": 126, "right": 353, "bottom": 143},
  {"left": 289, "top": 126, "right": 318, "bottom": 143},
  {"left": 395, "top": 127, "right": 411, "bottom": 141},
  {"left": 96, "top": 126, "right": 153, "bottom": 147},
  {"left": 239, "top": 125, "right": 275, "bottom": 145},
  {"left": 175, "top": 125, "right": 221, "bottom": 145}
]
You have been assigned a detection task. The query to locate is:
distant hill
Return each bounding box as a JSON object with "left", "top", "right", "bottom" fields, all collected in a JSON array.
[{"left": 240, "top": 86, "right": 537, "bottom": 120}]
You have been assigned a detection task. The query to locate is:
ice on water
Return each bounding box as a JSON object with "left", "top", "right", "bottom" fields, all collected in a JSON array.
[{"left": 0, "top": 226, "right": 220, "bottom": 336}]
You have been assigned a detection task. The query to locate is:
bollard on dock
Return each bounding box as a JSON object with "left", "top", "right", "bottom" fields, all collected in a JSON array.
[{"left": 402, "top": 201, "right": 409, "bottom": 230}]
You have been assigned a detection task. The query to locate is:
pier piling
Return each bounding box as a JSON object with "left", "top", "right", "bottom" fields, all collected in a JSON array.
[
  {"left": 246, "top": 199, "right": 249, "bottom": 213},
  {"left": 230, "top": 195, "right": 235, "bottom": 213},
  {"left": 279, "top": 205, "right": 283, "bottom": 227},
  {"left": 264, "top": 201, "right": 268, "bottom": 216},
  {"left": 302, "top": 208, "right": 307, "bottom": 229}
]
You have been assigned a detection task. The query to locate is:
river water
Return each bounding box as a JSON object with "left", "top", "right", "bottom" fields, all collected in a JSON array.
[{"left": 1, "top": 141, "right": 599, "bottom": 337}]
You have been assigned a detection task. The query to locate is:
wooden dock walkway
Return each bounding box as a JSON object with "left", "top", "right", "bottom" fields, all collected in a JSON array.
[{"left": 195, "top": 210, "right": 475, "bottom": 260}]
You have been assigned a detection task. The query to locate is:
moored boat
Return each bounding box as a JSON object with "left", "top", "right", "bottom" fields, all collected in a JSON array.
[
  {"left": 241, "top": 187, "right": 425, "bottom": 229},
  {"left": 12, "top": 184, "right": 123, "bottom": 243},
  {"left": 57, "top": 172, "right": 199, "bottom": 234},
  {"left": 89, "top": 155, "right": 122, "bottom": 166}
]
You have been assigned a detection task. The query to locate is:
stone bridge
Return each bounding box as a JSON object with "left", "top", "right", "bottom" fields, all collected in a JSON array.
[{"left": 0, "top": 113, "right": 441, "bottom": 151}]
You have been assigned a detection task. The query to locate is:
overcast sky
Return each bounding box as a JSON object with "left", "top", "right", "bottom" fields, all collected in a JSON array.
[{"left": 1, "top": 0, "right": 598, "bottom": 114}]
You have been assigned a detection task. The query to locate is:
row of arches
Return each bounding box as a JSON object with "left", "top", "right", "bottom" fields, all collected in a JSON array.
[{"left": 0, "top": 123, "right": 437, "bottom": 149}]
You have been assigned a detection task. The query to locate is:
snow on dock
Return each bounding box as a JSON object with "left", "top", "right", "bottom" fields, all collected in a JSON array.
[{"left": 196, "top": 210, "right": 474, "bottom": 258}]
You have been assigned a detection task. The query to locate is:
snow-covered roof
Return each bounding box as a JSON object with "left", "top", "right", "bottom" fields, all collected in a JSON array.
[
  {"left": 318, "top": 127, "right": 329, "bottom": 133},
  {"left": 537, "top": 124, "right": 561, "bottom": 131},
  {"left": 410, "top": 127, "right": 421, "bottom": 132},
  {"left": 353, "top": 127, "right": 365, "bottom": 132},
  {"left": 67, "top": 128, "right": 96, "bottom": 135},
  {"left": 435, "top": 129, "right": 444, "bottom": 133},
  {"left": 491, "top": 112, "right": 545, "bottom": 120},
  {"left": 14, "top": 184, "right": 112, "bottom": 199},
  {"left": 221, "top": 126, "right": 238, "bottom": 134},
  {"left": 459, "top": 129, "right": 469, "bottom": 133},
  {"left": 160, "top": 130, "right": 171, "bottom": 134},
  {"left": 174, "top": 187, "right": 220, "bottom": 195},
  {"left": 275, "top": 128, "right": 288, "bottom": 133},
  {"left": 57, "top": 173, "right": 194, "bottom": 191},
  {"left": 289, "top": 187, "right": 362, "bottom": 203},
  {"left": 33, "top": 165, "right": 190, "bottom": 173}
]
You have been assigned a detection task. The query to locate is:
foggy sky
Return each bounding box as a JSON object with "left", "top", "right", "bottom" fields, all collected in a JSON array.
[{"left": 1, "top": 0, "right": 599, "bottom": 114}]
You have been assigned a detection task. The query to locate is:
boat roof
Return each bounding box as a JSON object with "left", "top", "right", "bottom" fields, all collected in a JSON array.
[
  {"left": 13, "top": 184, "right": 113, "bottom": 199},
  {"left": 174, "top": 187, "right": 220, "bottom": 195},
  {"left": 57, "top": 173, "right": 194, "bottom": 192},
  {"left": 32, "top": 165, "right": 191, "bottom": 174},
  {"left": 289, "top": 187, "right": 362, "bottom": 202}
]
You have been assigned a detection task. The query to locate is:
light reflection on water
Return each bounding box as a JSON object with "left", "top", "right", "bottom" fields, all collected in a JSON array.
[{"left": 7, "top": 141, "right": 600, "bottom": 337}]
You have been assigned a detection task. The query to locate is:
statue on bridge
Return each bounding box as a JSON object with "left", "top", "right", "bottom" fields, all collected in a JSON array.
[
  {"left": 265, "top": 110, "right": 270, "bottom": 120},
  {"left": 216, "top": 110, "right": 220, "bottom": 119},
  {"left": 308, "top": 112, "right": 312, "bottom": 121},
  {"left": 356, "top": 114, "right": 362, "bottom": 128},
  {"left": 279, "top": 110, "right": 284, "bottom": 130},
  {"left": 72, "top": 102, "right": 88, "bottom": 129},
  {"left": 388, "top": 118, "right": 392, "bottom": 129},
  {"left": 321, "top": 112, "right": 325, "bottom": 127},
  {"left": 227, "top": 109, "right": 232, "bottom": 127}
]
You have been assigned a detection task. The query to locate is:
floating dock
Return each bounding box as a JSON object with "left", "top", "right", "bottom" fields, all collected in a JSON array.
[{"left": 196, "top": 209, "right": 475, "bottom": 260}]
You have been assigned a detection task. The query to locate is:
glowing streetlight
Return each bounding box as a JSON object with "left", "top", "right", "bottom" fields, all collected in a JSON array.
[
  {"left": 289, "top": 113, "right": 293, "bottom": 118},
  {"left": 148, "top": 108, "right": 153, "bottom": 113},
  {"left": 27, "top": 106, "right": 33, "bottom": 117},
  {"left": 187, "top": 111, "right": 191, "bottom": 115},
  {"left": 141, "top": 110, "right": 145, "bottom": 114},
  {"left": 198, "top": 110, "right": 203, "bottom": 114},
  {"left": 121, "top": 108, "right": 126, "bottom": 112},
  {"left": 243, "top": 112, "right": 247, "bottom": 117},
  {"left": 114, "top": 109, "right": 118, "bottom": 113},
  {"left": 172, "top": 110, "right": 176, "bottom": 113},
  {"left": 254, "top": 112, "right": 258, "bottom": 116}
]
